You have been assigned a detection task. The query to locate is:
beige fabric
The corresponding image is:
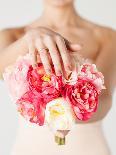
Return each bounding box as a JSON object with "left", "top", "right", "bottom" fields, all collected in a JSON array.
[{"left": 11, "top": 117, "right": 111, "bottom": 155}]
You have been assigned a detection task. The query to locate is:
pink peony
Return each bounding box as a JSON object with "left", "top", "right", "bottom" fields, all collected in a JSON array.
[
  {"left": 3, "top": 54, "right": 105, "bottom": 126},
  {"left": 17, "top": 89, "right": 45, "bottom": 125},
  {"left": 63, "top": 77, "right": 99, "bottom": 121},
  {"left": 16, "top": 63, "right": 64, "bottom": 125},
  {"left": 78, "top": 63, "right": 105, "bottom": 93},
  {"left": 3, "top": 54, "right": 32, "bottom": 101},
  {"left": 27, "top": 63, "right": 63, "bottom": 103}
]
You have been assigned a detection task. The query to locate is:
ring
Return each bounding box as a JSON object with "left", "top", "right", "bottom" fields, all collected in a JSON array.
[{"left": 39, "top": 47, "right": 48, "bottom": 52}]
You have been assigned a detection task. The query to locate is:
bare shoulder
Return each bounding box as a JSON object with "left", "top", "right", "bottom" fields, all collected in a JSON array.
[
  {"left": 93, "top": 25, "right": 116, "bottom": 62},
  {"left": 83, "top": 18, "right": 116, "bottom": 44},
  {"left": 94, "top": 25, "right": 116, "bottom": 46},
  {"left": 0, "top": 27, "right": 25, "bottom": 49},
  {"left": 0, "top": 28, "right": 16, "bottom": 42}
]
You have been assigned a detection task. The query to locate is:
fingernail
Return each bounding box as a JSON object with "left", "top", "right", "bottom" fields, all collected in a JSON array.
[
  {"left": 32, "top": 64, "right": 37, "bottom": 68},
  {"left": 46, "top": 69, "right": 52, "bottom": 75},
  {"left": 67, "top": 71, "right": 72, "bottom": 79},
  {"left": 66, "top": 64, "right": 73, "bottom": 71},
  {"left": 56, "top": 71, "right": 63, "bottom": 76}
]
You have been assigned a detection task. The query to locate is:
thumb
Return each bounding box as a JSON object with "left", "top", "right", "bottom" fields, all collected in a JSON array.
[{"left": 69, "top": 43, "right": 82, "bottom": 52}]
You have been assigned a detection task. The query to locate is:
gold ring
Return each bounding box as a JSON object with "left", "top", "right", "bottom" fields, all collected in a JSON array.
[{"left": 39, "top": 47, "right": 48, "bottom": 52}]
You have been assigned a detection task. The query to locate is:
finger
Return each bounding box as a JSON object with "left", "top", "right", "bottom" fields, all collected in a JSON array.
[
  {"left": 55, "top": 35, "right": 74, "bottom": 72},
  {"left": 35, "top": 38, "right": 52, "bottom": 74},
  {"left": 69, "top": 43, "right": 82, "bottom": 52},
  {"left": 25, "top": 34, "right": 37, "bottom": 67},
  {"left": 37, "top": 53, "right": 42, "bottom": 64},
  {"left": 28, "top": 42, "right": 37, "bottom": 67},
  {"left": 63, "top": 38, "right": 82, "bottom": 52},
  {"left": 44, "top": 36, "right": 63, "bottom": 76}
]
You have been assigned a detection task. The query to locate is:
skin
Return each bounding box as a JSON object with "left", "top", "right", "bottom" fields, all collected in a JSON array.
[{"left": 0, "top": 0, "right": 116, "bottom": 137}]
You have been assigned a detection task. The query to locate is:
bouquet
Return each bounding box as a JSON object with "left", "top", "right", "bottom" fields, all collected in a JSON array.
[{"left": 3, "top": 54, "right": 105, "bottom": 145}]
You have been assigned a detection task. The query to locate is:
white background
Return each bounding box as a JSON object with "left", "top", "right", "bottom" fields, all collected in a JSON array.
[{"left": 0, "top": 0, "right": 116, "bottom": 155}]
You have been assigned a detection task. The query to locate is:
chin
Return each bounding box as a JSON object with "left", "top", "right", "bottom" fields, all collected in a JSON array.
[{"left": 45, "top": 0, "right": 74, "bottom": 7}]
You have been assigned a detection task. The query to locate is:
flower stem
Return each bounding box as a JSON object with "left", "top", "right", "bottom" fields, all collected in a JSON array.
[{"left": 55, "top": 136, "right": 65, "bottom": 145}]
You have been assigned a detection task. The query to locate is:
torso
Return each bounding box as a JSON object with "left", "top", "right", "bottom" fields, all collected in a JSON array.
[
  {"left": 11, "top": 116, "right": 111, "bottom": 155},
  {"left": 10, "top": 18, "right": 113, "bottom": 155}
]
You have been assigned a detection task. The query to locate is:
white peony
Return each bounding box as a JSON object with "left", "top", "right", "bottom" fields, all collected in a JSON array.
[{"left": 45, "top": 97, "right": 76, "bottom": 132}]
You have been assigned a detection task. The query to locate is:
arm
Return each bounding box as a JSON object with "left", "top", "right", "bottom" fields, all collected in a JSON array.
[
  {"left": 95, "top": 28, "right": 116, "bottom": 94},
  {"left": 0, "top": 29, "right": 28, "bottom": 79},
  {"left": 89, "top": 27, "right": 116, "bottom": 122}
]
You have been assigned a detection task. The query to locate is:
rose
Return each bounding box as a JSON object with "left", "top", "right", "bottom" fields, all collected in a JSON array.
[{"left": 63, "top": 77, "right": 99, "bottom": 121}]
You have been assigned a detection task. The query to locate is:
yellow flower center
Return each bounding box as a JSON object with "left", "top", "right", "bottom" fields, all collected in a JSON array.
[
  {"left": 42, "top": 75, "right": 51, "bottom": 82},
  {"left": 49, "top": 103, "right": 65, "bottom": 118}
]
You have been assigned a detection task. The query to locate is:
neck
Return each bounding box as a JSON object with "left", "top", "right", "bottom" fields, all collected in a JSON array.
[{"left": 40, "top": 3, "right": 80, "bottom": 28}]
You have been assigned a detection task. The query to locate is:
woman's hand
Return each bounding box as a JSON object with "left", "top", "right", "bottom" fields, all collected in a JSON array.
[{"left": 24, "top": 27, "right": 81, "bottom": 77}]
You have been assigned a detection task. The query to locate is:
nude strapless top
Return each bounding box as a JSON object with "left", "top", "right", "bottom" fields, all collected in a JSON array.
[{"left": 11, "top": 116, "right": 111, "bottom": 155}]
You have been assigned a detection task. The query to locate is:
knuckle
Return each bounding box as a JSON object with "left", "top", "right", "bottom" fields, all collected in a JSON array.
[
  {"left": 62, "top": 49, "right": 68, "bottom": 54},
  {"left": 44, "top": 34, "right": 52, "bottom": 41},
  {"left": 56, "top": 34, "right": 65, "bottom": 42},
  {"left": 35, "top": 37, "right": 42, "bottom": 45},
  {"left": 29, "top": 50, "right": 35, "bottom": 55},
  {"left": 26, "top": 29, "right": 42, "bottom": 41},
  {"left": 54, "top": 62, "right": 62, "bottom": 68},
  {"left": 28, "top": 45, "right": 35, "bottom": 53},
  {"left": 46, "top": 66, "right": 52, "bottom": 72},
  {"left": 65, "top": 64, "right": 72, "bottom": 70},
  {"left": 55, "top": 34, "right": 62, "bottom": 40},
  {"left": 25, "top": 33, "right": 37, "bottom": 44},
  {"left": 52, "top": 49, "right": 59, "bottom": 55},
  {"left": 44, "top": 64, "right": 52, "bottom": 72},
  {"left": 26, "top": 30, "right": 35, "bottom": 37},
  {"left": 39, "top": 50, "right": 47, "bottom": 56},
  {"left": 24, "top": 33, "right": 33, "bottom": 42},
  {"left": 55, "top": 68, "right": 62, "bottom": 75}
]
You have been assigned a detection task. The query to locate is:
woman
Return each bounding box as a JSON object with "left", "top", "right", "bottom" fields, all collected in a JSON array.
[{"left": 0, "top": 0, "right": 116, "bottom": 155}]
